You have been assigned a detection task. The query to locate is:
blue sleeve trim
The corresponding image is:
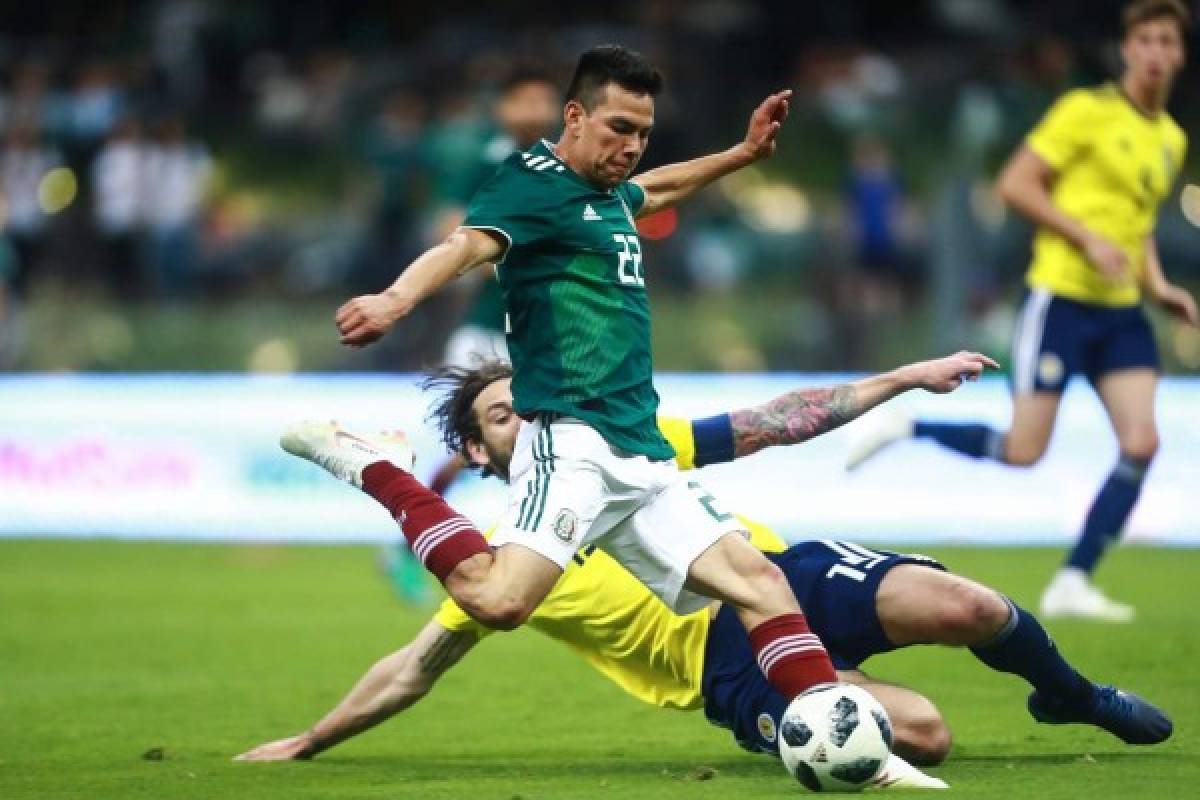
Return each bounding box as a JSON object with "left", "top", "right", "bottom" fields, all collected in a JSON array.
[{"left": 691, "top": 413, "right": 735, "bottom": 467}]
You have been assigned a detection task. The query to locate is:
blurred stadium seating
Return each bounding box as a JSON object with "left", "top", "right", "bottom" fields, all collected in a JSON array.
[{"left": 0, "top": 0, "right": 1196, "bottom": 373}]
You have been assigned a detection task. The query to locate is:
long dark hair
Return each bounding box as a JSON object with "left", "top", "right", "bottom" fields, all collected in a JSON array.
[{"left": 422, "top": 360, "right": 514, "bottom": 475}]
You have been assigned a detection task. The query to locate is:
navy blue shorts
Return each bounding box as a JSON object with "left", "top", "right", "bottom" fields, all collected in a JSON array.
[
  {"left": 701, "top": 540, "right": 943, "bottom": 755},
  {"left": 1011, "top": 288, "right": 1158, "bottom": 395}
]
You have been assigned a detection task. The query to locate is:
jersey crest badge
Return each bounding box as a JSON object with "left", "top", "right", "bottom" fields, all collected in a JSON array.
[{"left": 553, "top": 509, "right": 579, "bottom": 543}]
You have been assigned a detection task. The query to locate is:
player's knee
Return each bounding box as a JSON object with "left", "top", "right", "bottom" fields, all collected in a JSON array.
[
  {"left": 486, "top": 607, "right": 529, "bottom": 631},
  {"left": 898, "top": 715, "right": 952, "bottom": 767},
  {"left": 937, "top": 582, "right": 1009, "bottom": 644},
  {"left": 468, "top": 597, "right": 531, "bottom": 632},
  {"left": 1003, "top": 439, "right": 1044, "bottom": 467},
  {"left": 747, "top": 559, "right": 797, "bottom": 616},
  {"left": 454, "top": 585, "right": 534, "bottom": 632},
  {"left": 1119, "top": 430, "right": 1158, "bottom": 463},
  {"left": 887, "top": 693, "right": 952, "bottom": 766}
]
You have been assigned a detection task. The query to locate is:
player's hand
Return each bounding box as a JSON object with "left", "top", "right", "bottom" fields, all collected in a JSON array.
[
  {"left": 336, "top": 292, "right": 409, "bottom": 347},
  {"left": 740, "top": 89, "right": 792, "bottom": 162},
  {"left": 910, "top": 350, "right": 1000, "bottom": 393},
  {"left": 1155, "top": 284, "right": 1199, "bottom": 327},
  {"left": 233, "top": 734, "right": 314, "bottom": 762},
  {"left": 1081, "top": 233, "right": 1128, "bottom": 280}
]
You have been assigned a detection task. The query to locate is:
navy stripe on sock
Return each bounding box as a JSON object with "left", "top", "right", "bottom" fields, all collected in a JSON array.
[{"left": 970, "top": 598, "right": 1094, "bottom": 704}]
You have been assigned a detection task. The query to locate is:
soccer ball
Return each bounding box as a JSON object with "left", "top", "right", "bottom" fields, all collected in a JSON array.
[{"left": 777, "top": 684, "right": 892, "bottom": 792}]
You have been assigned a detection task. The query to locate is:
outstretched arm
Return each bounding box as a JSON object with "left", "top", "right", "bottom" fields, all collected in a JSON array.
[
  {"left": 336, "top": 226, "right": 504, "bottom": 347},
  {"left": 727, "top": 351, "right": 998, "bottom": 459},
  {"left": 235, "top": 620, "right": 478, "bottom": 761},
  {"left": 632, "top": 90, "right": 791, "bottom": 216}
]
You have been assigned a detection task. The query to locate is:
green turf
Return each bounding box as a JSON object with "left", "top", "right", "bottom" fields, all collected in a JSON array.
[{"left": 1, "top": 541, "right": 1196, "bottom": 798}]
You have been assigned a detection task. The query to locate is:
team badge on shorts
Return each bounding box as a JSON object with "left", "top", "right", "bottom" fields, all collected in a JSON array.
[
  {"left": 1038, "top": 352, "right": 1064, "bottom": 386},
  {"left": 552, "top": 509, "right": 578, "bottom": 543},
  {"left": 757, "top": 712, "right": 777, "bottom": 743}
]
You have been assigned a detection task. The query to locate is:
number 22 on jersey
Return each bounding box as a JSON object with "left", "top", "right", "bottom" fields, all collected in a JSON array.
[{"left": 613, "top": 233, "right": 644, "bottom": 287}]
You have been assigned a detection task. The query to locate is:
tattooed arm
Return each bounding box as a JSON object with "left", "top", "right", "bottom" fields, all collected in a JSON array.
[
  {"left": 729, "top": 351, "right": 998, "bottom": 459},
  {"left": 235, "top": 619, "right": 478, "bottom": 761}
]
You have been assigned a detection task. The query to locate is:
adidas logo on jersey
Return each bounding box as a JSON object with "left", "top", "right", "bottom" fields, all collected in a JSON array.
[{"left": 582, "top": 204, "right": 602, "bottom": 221}]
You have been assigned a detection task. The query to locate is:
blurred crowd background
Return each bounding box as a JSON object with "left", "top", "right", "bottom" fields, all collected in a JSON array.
[{"left": 0, "top": 0, "right": 1197, "bottom": 374}]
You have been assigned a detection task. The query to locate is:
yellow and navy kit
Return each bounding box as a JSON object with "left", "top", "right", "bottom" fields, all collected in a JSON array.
[
  {"left": 433, "top": 415, "right": 786, "bottom": 710},
  {"left": 1025, "top": 84, "right": 1186, "bottom": 307},
  {"left": 434, "top": 412, "right": 946, "bottom": 756}
]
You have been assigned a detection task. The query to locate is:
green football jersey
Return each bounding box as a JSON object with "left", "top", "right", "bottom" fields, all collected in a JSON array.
[
  {"left": 461, "top": 133, "right": 513, "bottom": 334},
  {"left": 462, "top": 139, "right": 673, "bottom": 460}
]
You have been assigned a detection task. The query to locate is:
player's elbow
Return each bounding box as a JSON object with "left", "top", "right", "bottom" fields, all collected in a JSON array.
[
  {"left": 995, "top": 153, "right": 1043, "bottom": 209},
  {"left": 389, "top": 668, "right": 434, "bottom": 701},
  {"left": 994, "top": 170, "right": 1021, "bottom": 208},
  {"left": 440, "top": 230, "right": 479, "bottom": 267},
  {"left": 446, "top": 226, "right": 504, "bottom": 270}
]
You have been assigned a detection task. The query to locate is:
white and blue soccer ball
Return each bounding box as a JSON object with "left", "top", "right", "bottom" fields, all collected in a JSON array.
[{"left": 778, "top": 684, "right": 893, "bottom": 792}]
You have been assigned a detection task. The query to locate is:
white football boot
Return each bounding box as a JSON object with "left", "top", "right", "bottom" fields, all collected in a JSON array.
[
  {"left": 1039, "top": 568, "right": 1135, "bottom": 623},
  {"left": 280, "top": 421, "right": 415, "bottom": 489},
  {"left": 845, "top": 407, "right": 915, "bottom": 471},
  {"left": 868, "top": 753, "right": 948, "bottom": 790}
]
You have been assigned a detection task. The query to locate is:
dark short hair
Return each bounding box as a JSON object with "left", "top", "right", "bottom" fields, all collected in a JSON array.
[
  {"left": 423, "top": 361, "right": 514, "bottom": 475},
  {"left": 1122, "top": 0, "right": 1191, "bottom": 36},
  {"left": 564, "top": 45, "right": 663, "bottom": 111},
  {"left": 499, "top": 65, "right": 557, "bottom": 96}
]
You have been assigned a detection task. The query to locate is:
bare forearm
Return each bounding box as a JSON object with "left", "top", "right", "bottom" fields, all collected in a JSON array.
[
  {"left": 381, "top": 237, "right": 484, "bottom": 315},
  {"left": 1139, "top": 237, "right": 1170, "bottom": 296},
  {"left": 301, "top": 649, "right": 431, "bottom": 757},
  {"left": 337, "top": 227, "right": 502, "bottom": 347},
  {"left": 634, "top": 144, "right": 753, "bottom": 215},
  {"left": 301, "top": 625, "right": 475, "bottom": 758},
  {"left": 730, "top": 369, "right": 912, "bottom": 458}
]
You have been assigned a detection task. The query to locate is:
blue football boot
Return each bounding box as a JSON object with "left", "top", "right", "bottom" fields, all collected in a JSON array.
[{"left": 1028, "top": 685, "right": 1172, "bottom": 745}]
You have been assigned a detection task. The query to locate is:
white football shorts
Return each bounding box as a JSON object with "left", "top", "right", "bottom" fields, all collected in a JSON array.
[{"left": 490, "top": 415, "right": 746, "bottom": 613}]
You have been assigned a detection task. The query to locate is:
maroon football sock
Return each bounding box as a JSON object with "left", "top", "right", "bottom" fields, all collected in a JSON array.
[
  {"left": 361, "top": 462, "right": 489, "bottom": 582},
  {"left": 749, "top": 612, "right": 838, "bottom": 698}
]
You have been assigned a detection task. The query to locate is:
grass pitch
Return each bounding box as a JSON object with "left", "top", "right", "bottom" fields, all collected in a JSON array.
[{"left": 1, "top": 540, "right": 1196, "bottom": 799}]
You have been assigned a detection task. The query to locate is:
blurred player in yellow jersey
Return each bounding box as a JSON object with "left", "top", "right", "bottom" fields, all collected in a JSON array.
[
  {"left": 849, "top": 0, "right": 1198, "bottom": 621},
  {"left": 241, "top": 353, "right": 1173, "bottom": 779}
]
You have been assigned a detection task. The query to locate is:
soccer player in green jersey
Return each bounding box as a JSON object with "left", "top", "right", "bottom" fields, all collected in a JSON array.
[{"left": 323, "top": 45, "right": 842, "bottom": 702}]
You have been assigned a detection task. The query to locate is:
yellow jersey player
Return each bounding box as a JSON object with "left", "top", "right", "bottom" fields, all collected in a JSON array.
[
  {"left": 848, "top": 0, "right": 1198, "bottom": 621},
  {"left": 241, "top": 355, "right": 1171, "bottom": 780}
]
